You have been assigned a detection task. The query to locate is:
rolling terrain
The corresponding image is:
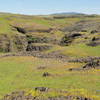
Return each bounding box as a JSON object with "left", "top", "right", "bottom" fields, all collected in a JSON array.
[{"left": 0, "top": 13, "right": 100, "bottom": 100}]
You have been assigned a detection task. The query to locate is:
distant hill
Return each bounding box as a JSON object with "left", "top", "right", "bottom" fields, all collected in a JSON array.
[{"left": 51, "top": 12, "right": 85, "bottom": 15}]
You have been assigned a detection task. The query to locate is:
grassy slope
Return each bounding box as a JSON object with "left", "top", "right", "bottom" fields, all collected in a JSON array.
[
  {"left": 0, "top": 56, "right": 100, "bottom": 99},
  {"left": 45, "top": 44, "right": 100, "bottom": 57},
  {"left": 0, "top": 13, "right": 100, "bottom": 99},
  {"left": 0, "top": 13, "right": 81, "bottom": 35}
]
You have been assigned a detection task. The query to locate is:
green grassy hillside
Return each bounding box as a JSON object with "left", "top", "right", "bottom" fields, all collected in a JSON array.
[{"left": 0, "top": 13, "right": 100, "bottom": 100}]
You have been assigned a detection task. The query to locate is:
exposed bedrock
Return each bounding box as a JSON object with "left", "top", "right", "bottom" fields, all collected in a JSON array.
[
  {"left": 26, "top": 43, "right": 52, "bottom": 51},
  {"left": 86, "top": 36, "right": 100, "bottom": 47},
  {"left": 0, "top": 34, "right": 11, "bottom": 52},
  {"left": 27, "top": 35, "right": 55, "bottom": 44},
  {"left": 68, "top": 56, "right": 100, "bottom": 63},
  {"left": 12, "top": 25, "right": 53, "bottom": 33},
  {"left": 0, "top": 34, "right": 28, "bottom": 52},
  {"left": 13, "top": 26, "right": 27, "bottom": 34},
  {"left": 60, "top": 32, "right": 82, "bottom": 46},
  {"left": 11, "top": 34, "right": 28, "bottom": 52}
]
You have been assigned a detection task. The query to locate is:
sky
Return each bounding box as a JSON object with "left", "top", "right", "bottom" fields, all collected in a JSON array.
[{"left": 0, "top": 0, "right": 100, "bottom": 15}]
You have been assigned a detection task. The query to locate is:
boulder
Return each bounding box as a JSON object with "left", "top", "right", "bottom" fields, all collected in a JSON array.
[
  {"left": 35, "top": 87, "right": 49, "bottom": 92},
  {"left": 42, "top": 72, "right": 51, "bottom": 77},
  {"left": 91, "top": 30, "right": 98, "bottom": 34}
]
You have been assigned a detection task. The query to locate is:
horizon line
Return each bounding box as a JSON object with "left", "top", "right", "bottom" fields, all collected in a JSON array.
[{"left": 0, "top": 11, "right": 100, "bottom": 16}]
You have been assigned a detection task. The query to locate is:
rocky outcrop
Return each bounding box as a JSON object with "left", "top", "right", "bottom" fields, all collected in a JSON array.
[
  {"left": 62, "top": 20, "right": 100, "bottom": 32},
  {"left": 86, "top": 37, "right": 100, "bottom": 47},
  {"left": 0, "top": 34, "right": 11, "bottom": 52},
  {"left": 27, "top": 43, "right": 52, "bottom": 51},
  {"left": 60, "top": 33, "right": 82, "bottom": 46},
  {"left": 11, "top": 34, "right": 28, "bottom": 52},
  {"left": 0, "top": 34, "right": 28, "bottom": 52},
  {"left": 68, "top": 57, "right": 100, "bottom": 71},
  {"left": 68, "top": 56, "right": 100, "bottom": 63},
  {"left": 12, "top": 25, "right": 53, "bottom": 33},
  {"left": 26, "top": 35, "right": 54, "bottom": 44},
  {"left": 83, "top": 60, "right": 100, "bottom": 69},
  {"left": 13, "top": 26, "right": 27, "bottom": 34}
]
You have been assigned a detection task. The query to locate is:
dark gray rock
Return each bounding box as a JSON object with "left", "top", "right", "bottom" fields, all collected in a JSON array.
[
  {"left": 35, "top": 87, "right": 49, "bottom": 92},
  {"left": 91, "top": 30, "right": 98, "bottom": 34},
  {"left": 42, "top": 72, "right": 51, "bottom": 77},
  {"left": 60, "top": 33, "right": 82, "bottom": 46}
]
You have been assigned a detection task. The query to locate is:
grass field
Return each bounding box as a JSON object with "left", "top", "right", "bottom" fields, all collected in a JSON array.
[{"left": 0, "top": 56, "right": 100, "bottom": 99}]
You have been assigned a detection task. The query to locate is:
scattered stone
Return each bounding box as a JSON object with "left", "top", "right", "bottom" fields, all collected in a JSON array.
[
  {"left": 2, "top": 91, "right": 93, "bottom": 100},
  {"left": 35, "top": 87, "right": 49, "bottom": 92},
  {"left": 48, "top": 96, "right": 92, "bottom": 100},
  {"left": 68, "top": 59, "right": 100, "bottom": 71},
  {"left": 42, "top": 72, "right": 51, "bottom": 77},
  {"left": 0, "top": 34, "right": 11, "bottom": 52},
  {"left": 91, "top": 30, "right": 98, "bottom": 34}
]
